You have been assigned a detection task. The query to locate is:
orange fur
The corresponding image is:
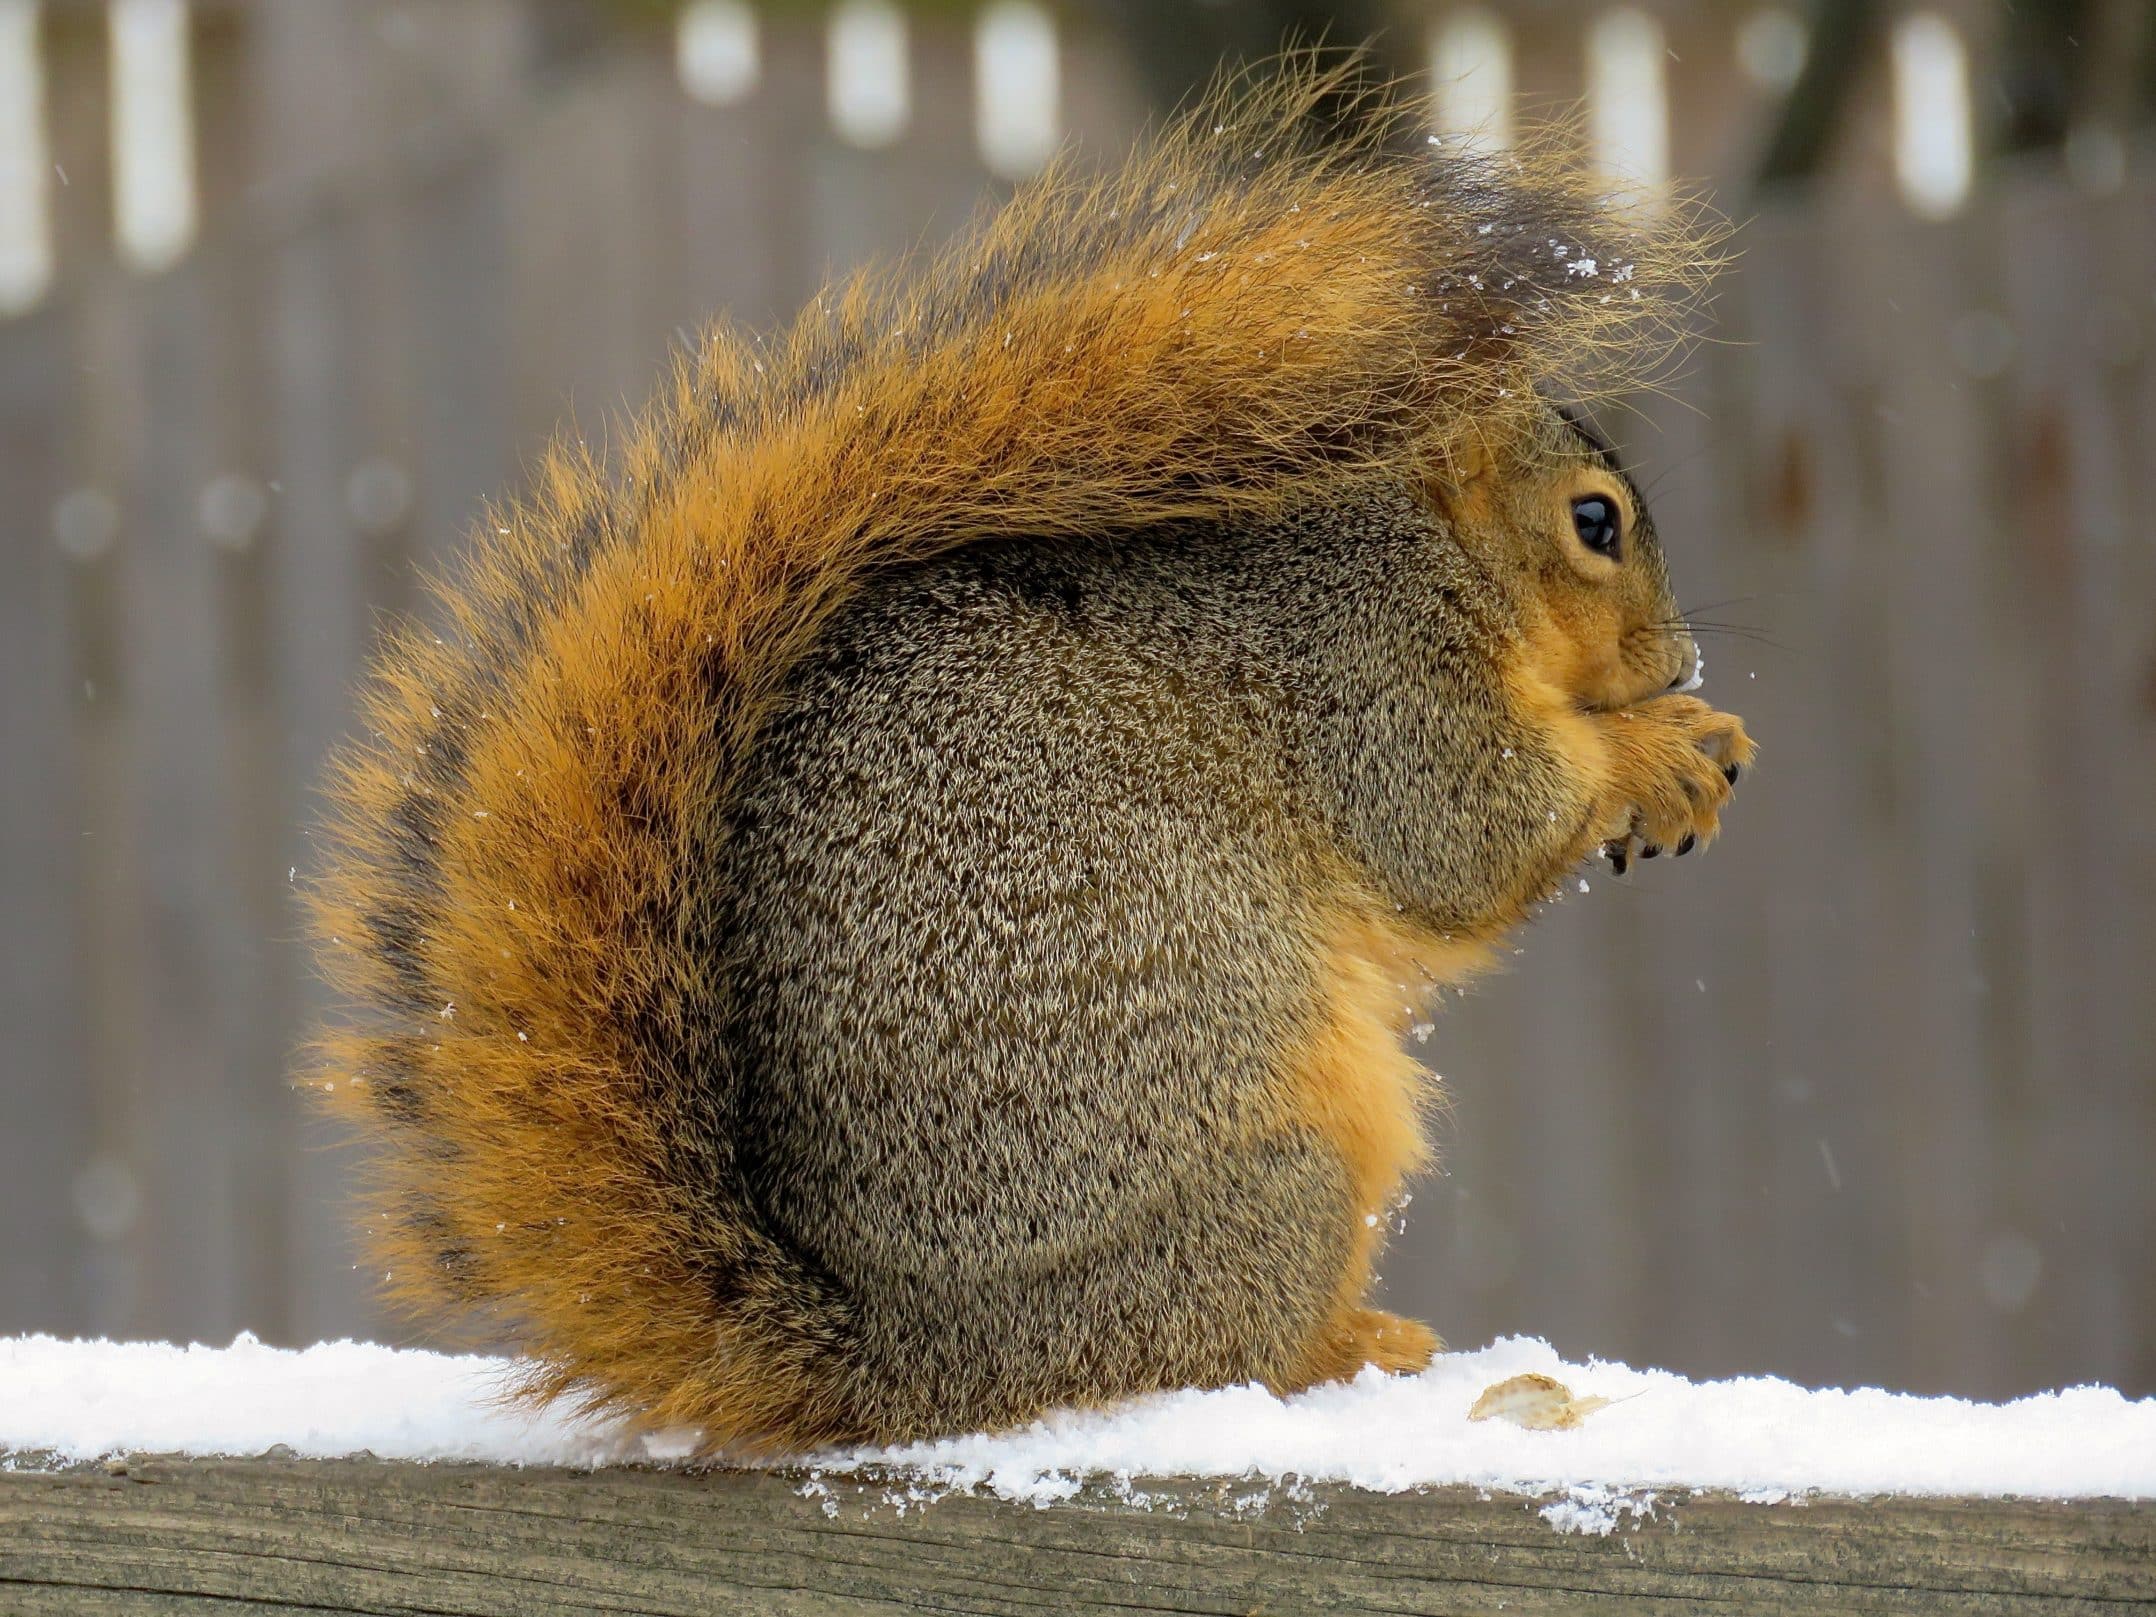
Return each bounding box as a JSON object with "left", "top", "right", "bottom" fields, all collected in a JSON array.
[
  {"left": 1585, "top": 696, "right": 1757, "bottom": 853},
  {"left": 1510, "top": 603, "right": 1618, "bottom": 817},
  {"left": 1500, "top": 614, "right": 1756, "bottom": 875},
  {"left": 1265, "top": 900, "right": 1485, "bottom": 1388}
]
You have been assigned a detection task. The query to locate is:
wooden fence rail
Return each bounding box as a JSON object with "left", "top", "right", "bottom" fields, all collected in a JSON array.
[{"left": 2, "top": 1457, "right": 2152, "bottom": 1615}]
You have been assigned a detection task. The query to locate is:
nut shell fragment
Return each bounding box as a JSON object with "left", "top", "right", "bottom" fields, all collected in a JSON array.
[{"left": 1468, "top": 1372, "right": 1612, "bottom": 1431}]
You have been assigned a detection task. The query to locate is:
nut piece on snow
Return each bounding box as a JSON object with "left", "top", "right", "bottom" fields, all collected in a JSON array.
[{"left": 1467, "top": 1372, "right": 1612, "bottom": 1431}]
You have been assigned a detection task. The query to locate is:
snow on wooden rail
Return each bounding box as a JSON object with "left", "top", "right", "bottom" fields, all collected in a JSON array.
[{"left": 1, "top": 1334, "right": 2152, "bottom": 1613}]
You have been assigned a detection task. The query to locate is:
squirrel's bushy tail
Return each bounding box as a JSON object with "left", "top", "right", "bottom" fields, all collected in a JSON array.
[{"left": 309, "top": 59, "right": 1717, "bottom": 1448}]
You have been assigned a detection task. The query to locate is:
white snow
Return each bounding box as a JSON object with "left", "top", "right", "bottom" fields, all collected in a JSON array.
[
  {"left": 864, "top": 1337, "right": 2156, "bottom": 1507},
  {"left": 3, "top": 1332, "right": 2152, "bottom": 1518},
  {"left": 0, "top": 1334, "right": 618, "bottom": 1467}
]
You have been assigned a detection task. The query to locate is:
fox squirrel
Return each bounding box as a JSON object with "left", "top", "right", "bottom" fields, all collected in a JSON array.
[{"left": 309, "top": 65, "right": 1750, "bottom": 1452}]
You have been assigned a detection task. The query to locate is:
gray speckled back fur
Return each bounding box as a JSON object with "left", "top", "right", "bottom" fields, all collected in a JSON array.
[{"left": 721, "top": 482, "right": 1525, "bottom": 1435}]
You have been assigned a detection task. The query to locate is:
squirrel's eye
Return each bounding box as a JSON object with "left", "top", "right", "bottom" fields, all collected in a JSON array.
[{"left": 1572, "top": 495, "right": 1621, "bottom": 560}]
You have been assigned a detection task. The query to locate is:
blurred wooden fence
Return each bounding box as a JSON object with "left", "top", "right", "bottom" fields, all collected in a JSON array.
[{"left": 0, "top": 0, "right": 2150, "bottom": 1407}]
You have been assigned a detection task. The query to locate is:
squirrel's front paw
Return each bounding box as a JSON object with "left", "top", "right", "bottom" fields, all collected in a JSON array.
[{"left": 1592, "top": 696, "right": 1755, "bottom": 871}]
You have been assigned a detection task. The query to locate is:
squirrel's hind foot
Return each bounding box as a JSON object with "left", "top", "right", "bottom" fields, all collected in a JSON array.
[{"left": 1279, "top": 1307, "right": 1439, "bottom": 1394}]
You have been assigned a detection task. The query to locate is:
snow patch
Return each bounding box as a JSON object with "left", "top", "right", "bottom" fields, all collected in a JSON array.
[
  {"left": 0, "top": 1334, "right": 625, "bottom": 1468},
  {"left": 1538, "top": 1484, "right": 1657, "bottom": 1536},
  {"left": 3, "top": 1333, "right": 2152, "bottom": 1518}
]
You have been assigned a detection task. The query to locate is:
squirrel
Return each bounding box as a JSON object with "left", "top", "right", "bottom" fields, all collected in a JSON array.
[{"left": 308, "top": 63, "right": 1751, "bottom": 1453}]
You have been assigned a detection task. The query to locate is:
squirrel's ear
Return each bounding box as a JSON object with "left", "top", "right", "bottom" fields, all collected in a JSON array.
[{"left": 1427, "top": 431, "right": 1502, "bottom": 526}]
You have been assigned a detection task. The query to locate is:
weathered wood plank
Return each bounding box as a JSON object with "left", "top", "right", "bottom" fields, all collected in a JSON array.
[
  {"left": 189, "top": 0, "right": 292, "bottom": 1351},
  {"left": 43, "top": 4, "right": 155, "bottom": 1345},
  {"left": 1727, "top": 197, "right": 1900, "bottom": 1393},
  {"left": 0, "top": 306, "right": 89, "bottom": 1337},
  {"left": 0, "top": 1459, "right": 2148, "bottom": 1616}
]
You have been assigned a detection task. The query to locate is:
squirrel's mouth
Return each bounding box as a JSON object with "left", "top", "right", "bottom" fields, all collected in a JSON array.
[
  {"left": 1641, "top": 629, "right": 1702, "bottom": 699},
  {"left": 1669, "top": 641, "right": 1704, "bottom": 693},
  {"left": 1584, "top": 636, "right": 1698, "bottom": 712}
]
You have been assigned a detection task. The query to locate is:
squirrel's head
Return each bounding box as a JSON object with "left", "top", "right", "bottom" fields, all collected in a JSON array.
[{"left": 1431, "top": 402, "right": 1697, "bottom": 710}]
